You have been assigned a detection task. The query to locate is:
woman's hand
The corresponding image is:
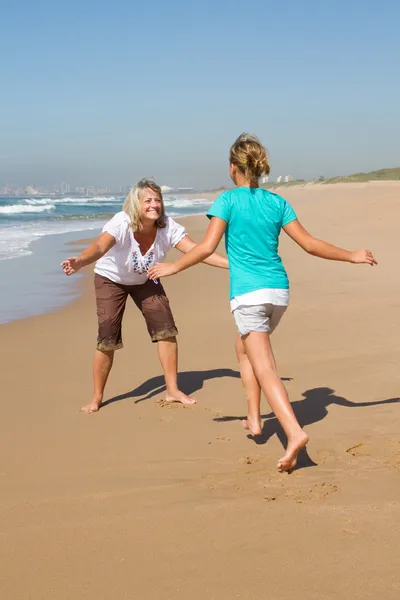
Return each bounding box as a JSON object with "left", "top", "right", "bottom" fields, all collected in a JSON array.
[
  {"left": 175, "top": 235, "right": 228, "bottom": 269},
  {"left": 60, "top": 233, "right": 116, "bottom": 277},
  {"left": 350, "top": 249, "right": 377, "bottom": 266},
  {"left": 61, "top": 257, "right": 82, "bottom": 276},
  {"left": 148, "top": 262, "right": 178, "bottom": 280}
]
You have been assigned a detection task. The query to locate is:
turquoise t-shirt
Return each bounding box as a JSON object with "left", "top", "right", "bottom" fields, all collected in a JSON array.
[{"left": 207, "top": 187, "right": 297, "bottom": 299}]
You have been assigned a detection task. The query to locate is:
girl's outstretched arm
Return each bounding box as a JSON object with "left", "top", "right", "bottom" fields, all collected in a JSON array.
[
  {"left": 283, "top": 220, "right": 377, "bottom": 266},
  {"left": 175, "top": 235, "right": 228, "bottom": 269},
  {"left": 148, "top": 217, "right": 227, "bottom": 279},
  {"left": 61, "top": 232, "right": 116, "bottom": 275}
]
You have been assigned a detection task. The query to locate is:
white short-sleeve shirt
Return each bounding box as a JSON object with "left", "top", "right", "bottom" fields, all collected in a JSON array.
[{"left": 94, "top": 212, "right": 186, "bottom": 285}]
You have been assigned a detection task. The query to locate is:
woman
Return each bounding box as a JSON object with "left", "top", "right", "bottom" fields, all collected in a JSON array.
[
  {"left": 61, "top": 178, "right": 228, "bottom": 413},
  {"left": 148, "top": 134, "right": 377, "bottom": 472}
]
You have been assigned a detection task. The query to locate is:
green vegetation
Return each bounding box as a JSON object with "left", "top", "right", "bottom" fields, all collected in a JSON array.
[
  {"left": 258, "top": 168, "right": 400, "bottom": 188},
  {"left": 261, "top": 180, "right": 307, "bottom": 190},
  {"left": 323, "top": 167, "right": 400, "bottom": 184}
]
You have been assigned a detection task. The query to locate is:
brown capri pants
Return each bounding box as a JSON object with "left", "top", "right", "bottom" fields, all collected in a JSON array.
[{"left": 94, "top": 274, "right": 178, "bottom": 351}]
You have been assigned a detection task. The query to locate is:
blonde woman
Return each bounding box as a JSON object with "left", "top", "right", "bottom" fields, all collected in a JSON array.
[
  {"left": 149, "top": 134, "right": 377, "bottom": 472},
  {"left": 61, "top": 178, "right": 228, "bottom": 413}
]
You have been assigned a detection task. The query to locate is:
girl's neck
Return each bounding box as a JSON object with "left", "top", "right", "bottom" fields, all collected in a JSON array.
[
  {"left": 239, "top": 181, "right": 259, "bottom": 189},
  {"left": 234, "top": 173, "right": 259, "bottom": 189}
]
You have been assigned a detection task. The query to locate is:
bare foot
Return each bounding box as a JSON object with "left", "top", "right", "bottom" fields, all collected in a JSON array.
[
  {"left": 80, "top": 399, "right": 102, "bottom": 414},
  {"left": 242, "top": 416, "right": 262, "bottom": 436},
  {"left": 165, "top": 390, "right": 197, "bottom": 405},
  {"left": 277, "top": 431, "right": 309, "bottom": 473}
]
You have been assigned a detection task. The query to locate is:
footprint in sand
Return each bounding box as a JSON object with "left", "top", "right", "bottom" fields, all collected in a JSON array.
[
  {"left": 156, "top": 399, "right": 191, "bottom": 409},
  {"left": 346, "top": 442, "right": 371, "bottom": 457},
  {"left": 239, "top": 455, "right": 260, "bottom": 465},
  {"left": 346, "top": 440, "right": 400, "bottom": 471},
  {"left": 203, "top": 407, "right": 223, "bottom": 418},
  {"left": 386, "top": 441, "right": 400, "bottom": 471},
  {"left": 285, "top": 482, "right": 338, "bottom": 503}
]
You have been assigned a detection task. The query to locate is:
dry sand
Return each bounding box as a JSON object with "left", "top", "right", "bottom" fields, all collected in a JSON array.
[{"left": 1, "top": 182, "right": 399, "bottom": 599}]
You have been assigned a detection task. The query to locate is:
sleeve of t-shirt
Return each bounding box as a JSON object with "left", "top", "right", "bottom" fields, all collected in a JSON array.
[
  {"left": 206, "top": 193, "right": 231, "bottom": 222},
  {"left": 102, "top": 212, "right": 124, "bottom": 244},
  {"left": 281, "top": 199, "right": 297, "bottom": 227},
  {"left": 167, "top": 217, "right": 187, "bottom": 247}
]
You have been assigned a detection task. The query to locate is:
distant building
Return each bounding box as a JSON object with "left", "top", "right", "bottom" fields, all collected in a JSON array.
[
  {"left": 277, "top": 176, "right": 283, "bottom": 183},
  {"left": 284, "top": 175, "right": 293, "bottom": 183},
  {"left": 260, "top": 175, "right": 269, "bottom": 184},
  {"left": 25, "top": 185, "right": 39, "bottom": 195}
]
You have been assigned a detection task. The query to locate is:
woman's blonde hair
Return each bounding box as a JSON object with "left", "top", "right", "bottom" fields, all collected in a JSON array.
[
  {"left": 229, "top": 133, "right": 270, "bottom": 182},
  {"left": 123, "top": 178, "right": 167, "bottom": 232}
]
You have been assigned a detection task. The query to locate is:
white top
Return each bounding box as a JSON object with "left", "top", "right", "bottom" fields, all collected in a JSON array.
[
  {"left": 94, "top": 211, "right": 186, "bottom": 285},
  {"left": 230, "top": 288, "right": 289, "bottom": 312}
]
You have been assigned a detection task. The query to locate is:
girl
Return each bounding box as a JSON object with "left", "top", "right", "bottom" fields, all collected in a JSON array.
[
  {"left": 148, "top": 134, "right": 377, "bottom": 472},
  {"left": 61, "top": 178, "right": 228, "bottom": 413}
]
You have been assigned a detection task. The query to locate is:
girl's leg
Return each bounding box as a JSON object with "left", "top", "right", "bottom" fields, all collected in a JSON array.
[
  {"left": 235, "top": 334, "right": 262, "bottom": 435},
  {"left": 157, "top": 337, "right": 197, "bottom": 405},
  {"left": 242, "top": 331, "right": 308, "bottom": 471}
]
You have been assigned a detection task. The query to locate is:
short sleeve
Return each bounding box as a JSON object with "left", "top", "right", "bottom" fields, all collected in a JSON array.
[
  {"left": 102, "top": 212, "right": 124, "bottom": 244},
  {"left": 282, "top": 199, "right": 297, "bottom": 227},
  {"left": 166, "top": 217, "right": 187, "bottom": 247},
  {"left": 206, "top": 193, "right": 231, "bottom": 222}
]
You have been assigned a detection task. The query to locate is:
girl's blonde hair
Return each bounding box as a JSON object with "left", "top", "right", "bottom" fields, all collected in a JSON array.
[
  {"left": 123, "top": 178, "right": 167, "bottom": 232},
  {"left": 229, "top": 133, "right": 270, "bottom": 182}
]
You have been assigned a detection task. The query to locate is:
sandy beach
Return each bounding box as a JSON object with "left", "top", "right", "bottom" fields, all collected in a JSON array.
[{"left": 1, "top": 182, "right": 399, "bottom": 599}]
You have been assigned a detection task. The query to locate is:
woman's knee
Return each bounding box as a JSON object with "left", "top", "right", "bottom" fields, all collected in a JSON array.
[
  {"left": 141, "top": 293, "right": 178, "bottom": 342},
  {"left": 97, "top": 318, "right": 123, "bottom": 351}
]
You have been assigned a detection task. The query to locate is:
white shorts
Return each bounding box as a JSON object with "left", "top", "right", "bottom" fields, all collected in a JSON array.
[{"left": 233, "top": 303, "right": 287, "bottom": 337}]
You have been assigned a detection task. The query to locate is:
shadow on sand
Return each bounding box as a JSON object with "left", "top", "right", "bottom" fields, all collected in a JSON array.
[
  {"left": 214, "top": 388, "right": 400, "bottom": 471},
  {"left": 102, "top": 368, "right": 242, "bottom": 407}
]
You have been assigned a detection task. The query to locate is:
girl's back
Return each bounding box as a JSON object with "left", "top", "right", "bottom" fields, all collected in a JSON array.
[{"left": 207, "top": 186, "right": 297, "bottom": 298}]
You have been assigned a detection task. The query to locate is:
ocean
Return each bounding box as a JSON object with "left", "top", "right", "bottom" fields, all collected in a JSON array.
[{"left": 0, "top": 195, "right": 213, "bottom": 324}]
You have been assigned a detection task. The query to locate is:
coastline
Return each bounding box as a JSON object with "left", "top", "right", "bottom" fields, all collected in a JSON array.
[
  {"left": 0, "top": 226, "right": 102, "bottom": 324},
  {"left": 0, "top": 212, "right": 212, "bottom": 325}
]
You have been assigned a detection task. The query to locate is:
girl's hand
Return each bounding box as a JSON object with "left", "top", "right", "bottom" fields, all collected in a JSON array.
[
  {"left": 148, "top": 262, "right": 178, "bottom": 280},
  {"left": 61, "top": 257, "right": 82, "bottom": 276},
  {"left": 350, "top": 249, "right": 377, "bottom": 266}
]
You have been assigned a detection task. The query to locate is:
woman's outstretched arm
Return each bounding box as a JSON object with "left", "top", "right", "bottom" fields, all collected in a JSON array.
[
  {"left": 175, "top": 234, "right": 228, "bottom": 269},
  {"left": 61, "top": 232, "right": 116, "bottom": 275}
]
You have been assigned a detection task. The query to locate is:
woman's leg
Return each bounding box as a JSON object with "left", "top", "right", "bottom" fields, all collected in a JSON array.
[
  {"left": 81, "top": 350, "right": 114, "bottom": 413},
  {"left": 235, "top": 334, "right": 262, "bottom": 435},
  {"left": 134, "top": 280, "right": 196, "bottom": 405},
  {"left": 157, "top": 337, "right": 196, "bottom": 405},
  {"left": 80, "top": 275, "right": 127, "bottom": 413},
  {"left": 243, "top": 331, "right": 308, "bottom": 471}
]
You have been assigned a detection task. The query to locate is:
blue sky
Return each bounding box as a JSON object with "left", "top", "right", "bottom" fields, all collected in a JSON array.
[{"left": 1, "top": 0, "right": 399, "bottom": 188}]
